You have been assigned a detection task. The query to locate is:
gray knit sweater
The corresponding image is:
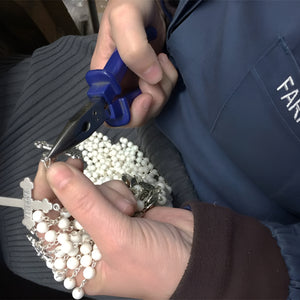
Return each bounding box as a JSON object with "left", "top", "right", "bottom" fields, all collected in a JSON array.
[{"left": 0, "top": 35, "right": 196, "bottom": 299}]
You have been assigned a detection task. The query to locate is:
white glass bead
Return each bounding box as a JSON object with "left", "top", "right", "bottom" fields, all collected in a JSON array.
[
  {"left": 46, "top": 260, "right": 54, "bottom": 269},
  {"left": 67, "top": 256, "right": 79, "bottom": 270},
  {"left": 110, "top": 149, "right": 117, "bottom": 156},
  {"left": 114, "top": 161, "right": 121, "bottom": 168},
  {"left": 158, "top": 176, "right": 165, "bottom": 183},
  {"left": 55, "top": 246, "right": 65, "bottom": 258},
  {"left": 54, "top": 258, "right": 66, "bottom": 270},
  {"left": 136, "top": 200, "right": 144, "bottom": 212},
  {"left": 61, "top": 240, "right": 73, "bottom": 254},
  {"left": 151, "top": 169, "right": 159, "bottom": 176},
  {"left": 80, "top": 242, "right": 92, "bottom": 254},
  {"left": 166, "top": 184, "right": 172, "bottom": 193},
  {"left": 72, "top": 287, "right": 84, "bottom": 300},
  {"left": 73, "top": 220, "right": 83, "bottom": 230},
  {"left": 157, "top": 182, "right": 166, "bottom": 189},
  {"left": 64, "top": 277, "right": 76, "bottom": 290},
  {"left": 68, "top": 246, "right": 79, "bottom": 257},
  {"left": 81, "top": 233, "right": 91, "bottom": 243},
  {"left": 45, "top": 230, "right": 57, "bottom": 243},
  {"left": 60, "top": 208, "right": 71, "bottom": 218},
  {"left": 32, "top": 210, "right": 44, "bottom": 223},
  {"left": 36, "top": 221, "right": 49, "bottom": 233},
  {"left": 83, "top": 266, "right": 96, "bottom": 280},
  {"left": 139, "top": 166, "right": 148, "bottom": 174},
  {"left": 54, "top": 272, "right": 65, "bottom": 282},
  {"left": 80, "top": 254, "right": 92, "bottom": 267},
  {"left": 158, "top": 195, "right": 167, "bottom": 206},
  {"left": 91, "top": 249, "right": 102, "bottom": 261},
  {"left": 58, "top": 217, "right": 70, "bottom": 229},
  {"left": 84, "top": 171, "right": 91, "bottom": 178},
  {"left": 57, "top": 232, "right": 69, "bottom": 244}
]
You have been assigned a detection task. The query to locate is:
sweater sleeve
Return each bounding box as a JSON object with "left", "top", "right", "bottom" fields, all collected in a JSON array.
[{"left": 171, "top": 202, "right": 290, "bottom": 299}]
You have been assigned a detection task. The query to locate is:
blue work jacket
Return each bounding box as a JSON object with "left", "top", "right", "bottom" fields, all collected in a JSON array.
[{"left": 157, "top": 1, "right": 300, "bottom": 298}]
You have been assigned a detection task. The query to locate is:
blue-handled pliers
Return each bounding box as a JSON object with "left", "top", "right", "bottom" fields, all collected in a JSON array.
[{"left": 46, "top": 27, "right": 157, "bottom": 159}]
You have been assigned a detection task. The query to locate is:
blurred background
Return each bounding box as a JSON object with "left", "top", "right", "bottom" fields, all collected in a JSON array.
[{"left": 0, "top": 0, "right": 108, "bottom": 57}]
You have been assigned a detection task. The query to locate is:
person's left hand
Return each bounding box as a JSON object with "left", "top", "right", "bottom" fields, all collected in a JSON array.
[{"left": 33, "top": 160, "right": 193, "bottom": 300}]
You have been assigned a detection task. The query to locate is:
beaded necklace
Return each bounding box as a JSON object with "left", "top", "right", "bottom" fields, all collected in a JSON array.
[{"left": 28, "top": 132, "right": 172, "bottom": 299}]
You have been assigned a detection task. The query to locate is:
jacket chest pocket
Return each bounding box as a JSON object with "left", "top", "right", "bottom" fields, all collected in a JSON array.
[{"left": 211, "top": 37, "right": 300, "bottom": 214}]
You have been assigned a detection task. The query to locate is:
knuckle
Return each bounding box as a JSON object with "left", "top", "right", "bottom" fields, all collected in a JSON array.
[{"left": 109, "top": 2, "right": 133, "bottom": 21}]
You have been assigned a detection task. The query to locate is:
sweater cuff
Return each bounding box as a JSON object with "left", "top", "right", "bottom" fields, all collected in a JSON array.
[{"left": 171, "top": 202, "right": 289, "bottom": 299}]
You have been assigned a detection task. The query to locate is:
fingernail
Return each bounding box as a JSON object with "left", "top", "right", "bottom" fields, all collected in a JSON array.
[
  {"left": 120, "top": 198, "right": 137, "bottom": 214},
  {"left": 47, "top": 162, "right": 74, "bottom": 190},
  {"left": 142, "top": 61, "right": 162, "bottom": 84}
]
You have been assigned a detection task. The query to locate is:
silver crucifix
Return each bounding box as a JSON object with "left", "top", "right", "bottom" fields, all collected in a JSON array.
[{"left": 0, "top": 178, "right": 52, "bottom": 230}]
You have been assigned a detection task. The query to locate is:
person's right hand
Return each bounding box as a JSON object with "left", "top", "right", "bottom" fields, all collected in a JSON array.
[{"left": 91, "top": 0, "right": 178, "bottom": 127}]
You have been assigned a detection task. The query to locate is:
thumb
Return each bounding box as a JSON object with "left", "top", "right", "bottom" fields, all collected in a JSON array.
[
  {"left": 46, "top": 162, "right": 130, "bottom": 249},
  {"left": 93, "top": 16, "right": 163, "bottom": 85}
]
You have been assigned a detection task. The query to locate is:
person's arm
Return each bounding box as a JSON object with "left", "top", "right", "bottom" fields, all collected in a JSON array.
[{"left": 172, "top": 202, "right": 290, "bottom": 299}]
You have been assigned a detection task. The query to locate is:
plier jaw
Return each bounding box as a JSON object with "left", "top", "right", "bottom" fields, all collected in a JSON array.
[{"left": 46, "top": 99, "right": 106, "bottom": 159}]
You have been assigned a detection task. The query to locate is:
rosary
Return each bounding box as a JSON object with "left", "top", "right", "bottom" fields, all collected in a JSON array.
[{"left": 0, "top": 131, "right": 172, "bottom": 299}]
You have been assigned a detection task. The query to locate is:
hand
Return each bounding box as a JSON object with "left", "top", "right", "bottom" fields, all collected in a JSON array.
[
  {"left": 91, "top": 0, "right": 178, "bottom": 127},
  {"left": 34, "top": 161, "right": 193, "bottom": 299}
]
